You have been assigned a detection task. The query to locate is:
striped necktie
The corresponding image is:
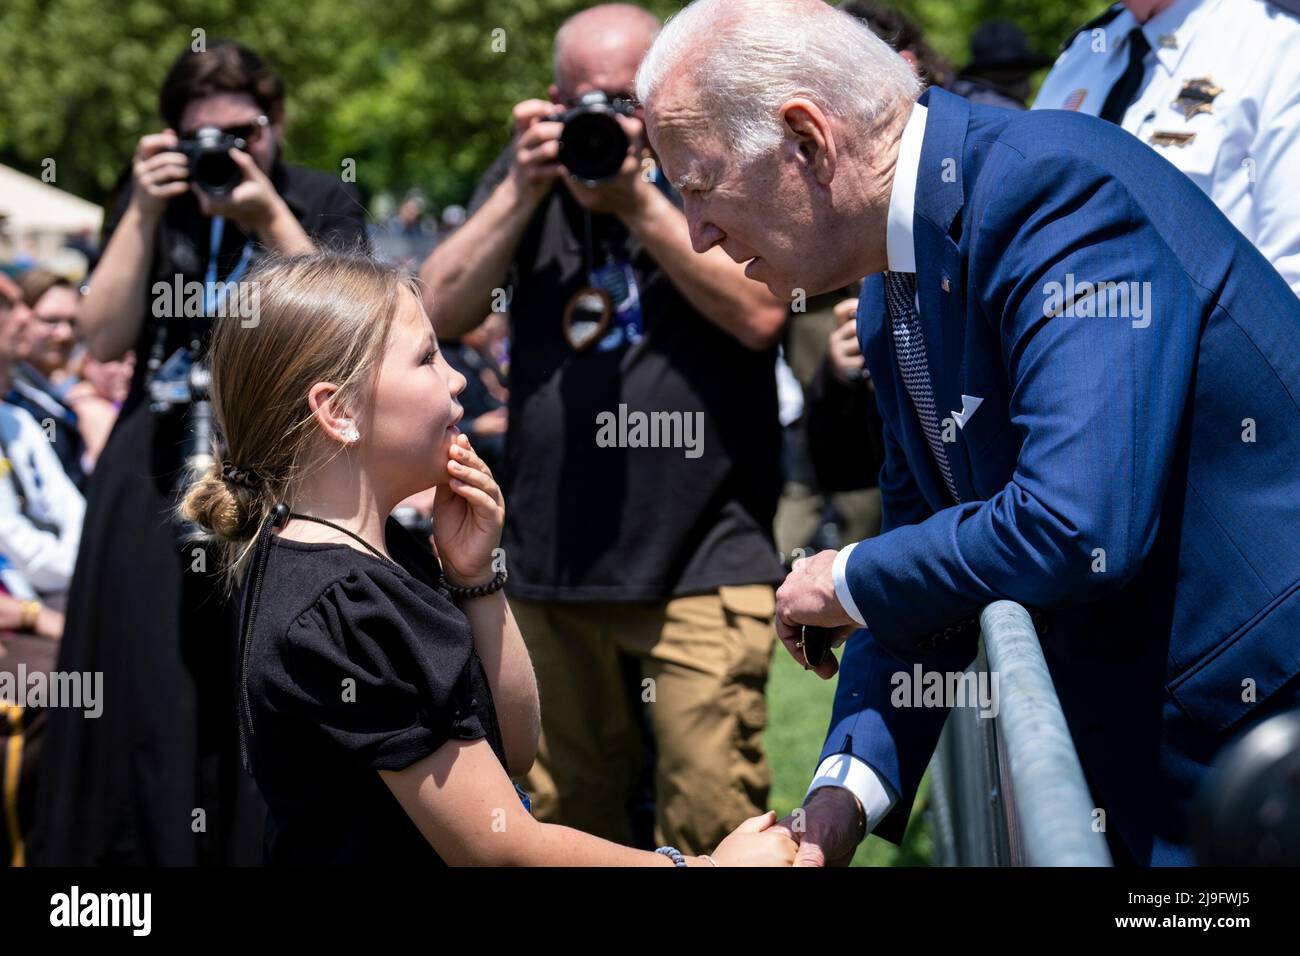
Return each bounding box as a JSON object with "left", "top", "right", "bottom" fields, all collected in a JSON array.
[{"left": 884, "top": 270, "right": 960, "bottom": 503}]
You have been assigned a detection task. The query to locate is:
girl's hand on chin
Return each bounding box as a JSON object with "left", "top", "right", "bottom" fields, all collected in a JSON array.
[{"left": 431, "top": 433, "right": 505, "bottom": 588}]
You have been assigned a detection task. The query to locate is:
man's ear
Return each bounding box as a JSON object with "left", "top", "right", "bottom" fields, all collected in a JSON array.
[
  {"left": 548, "top": 83, "right": 563, "bottom": 105},
  {"left": 307, "top": 381, "right": 357, "bottom": 445},
  {"left": 780, "top": 97, "right": 837, "bottom": 186}
]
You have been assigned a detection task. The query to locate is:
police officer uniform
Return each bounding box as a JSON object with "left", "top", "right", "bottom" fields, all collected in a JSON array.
[{"left": 1034, "top": 0, "right": 1300, "bottom": 293}]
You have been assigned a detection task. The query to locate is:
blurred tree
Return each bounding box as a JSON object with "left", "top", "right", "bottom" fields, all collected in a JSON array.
[
  {"left": 0, "top": 0, "right": 679, "bottom": 215},
  {"left": 895, "top": 0, "right": 1110, "bottom": 70},
  {"left": 0, "top": 0, "right": 1111, "bottom": 219}
]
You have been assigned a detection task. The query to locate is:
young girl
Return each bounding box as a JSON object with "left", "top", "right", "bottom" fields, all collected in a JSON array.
[{"left": 182, "top": 252, "right": 795, "bottom": 866}]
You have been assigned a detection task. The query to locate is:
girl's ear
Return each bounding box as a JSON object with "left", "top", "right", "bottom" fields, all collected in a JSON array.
[{"left": 307, "top": 381, "right": 360, "bottom": 445}]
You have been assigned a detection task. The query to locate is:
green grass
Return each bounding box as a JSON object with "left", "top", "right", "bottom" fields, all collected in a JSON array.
[{"left": 764, "top": 642, "right": 932, "bottom": 866}]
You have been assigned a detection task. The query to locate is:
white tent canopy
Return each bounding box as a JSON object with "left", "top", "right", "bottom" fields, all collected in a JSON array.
[
  {"left": 0, "top": 164, "right": 103, "bottom": 274},
  {"left": 0, "top": 163, "right": 103, "bottom": 233}
]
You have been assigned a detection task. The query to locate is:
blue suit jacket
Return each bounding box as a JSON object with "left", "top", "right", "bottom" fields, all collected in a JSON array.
[{"left": 825, "top": 88, "right": 1300, "bottom": 864}]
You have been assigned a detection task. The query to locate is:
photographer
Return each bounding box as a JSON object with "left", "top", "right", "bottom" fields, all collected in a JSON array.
[
  {"left": 32, "top": 40, "right": 368, "bottom": 866},
  {"left": 421, "top": 3, "right": 787, "bottom": 855}
]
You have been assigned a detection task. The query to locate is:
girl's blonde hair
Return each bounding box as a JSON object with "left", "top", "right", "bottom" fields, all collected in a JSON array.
[{"left": 181, "top": 252, "right": 420, "bottom": 591}]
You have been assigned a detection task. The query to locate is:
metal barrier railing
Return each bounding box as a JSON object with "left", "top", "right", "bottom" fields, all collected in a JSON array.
[{"left": 928, "top": 600, "right": 1112, "bottom": 866}]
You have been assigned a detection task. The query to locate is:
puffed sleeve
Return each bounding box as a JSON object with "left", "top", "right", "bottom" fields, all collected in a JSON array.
[{"left": 278, "top": 568, "right": 486, "bottom": 770}]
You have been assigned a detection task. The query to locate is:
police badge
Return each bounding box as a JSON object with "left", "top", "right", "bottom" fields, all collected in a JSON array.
[{"left": 1172, "top": 77, "right": 1223, "bottom": 120}]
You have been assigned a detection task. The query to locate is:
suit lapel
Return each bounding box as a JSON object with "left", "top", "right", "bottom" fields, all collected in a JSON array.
[
  {"left": 859, "top": 89, "right": 982, "bottom": 512},
  {"left": 913, "top": 88, "right": 977, "bottom": 503}
]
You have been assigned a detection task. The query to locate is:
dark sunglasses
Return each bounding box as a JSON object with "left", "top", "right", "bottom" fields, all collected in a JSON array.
[
  {"left": 180, "top": 114, "right": 269, "bottom": 143},
  {"left": 563, "top": 90, "right": 641, "bottom": 112},
  {"left": 797, "top": 625, "right": 838, "bottom": 670}
]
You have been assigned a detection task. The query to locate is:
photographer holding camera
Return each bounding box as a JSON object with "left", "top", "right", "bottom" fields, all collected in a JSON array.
[
  {"left": 32, "top": 40, "right": 369, "bottom": 866},
  {"left": 421, "top": 3, "right": 787, "bottom": 855}
]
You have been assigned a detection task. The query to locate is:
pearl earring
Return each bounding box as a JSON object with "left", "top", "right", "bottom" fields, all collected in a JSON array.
[{"left": 341, "top": 423, "right": 360, "bottom": 443}]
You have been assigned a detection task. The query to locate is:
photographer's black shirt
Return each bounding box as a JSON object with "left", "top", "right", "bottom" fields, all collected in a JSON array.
[{"left": 469, "top": 148, "right": 784, "bottom": 602}]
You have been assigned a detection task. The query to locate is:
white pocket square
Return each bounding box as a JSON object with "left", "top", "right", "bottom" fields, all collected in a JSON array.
[{"left": 951, "top": 394, "right": 984, "bottom": 430}]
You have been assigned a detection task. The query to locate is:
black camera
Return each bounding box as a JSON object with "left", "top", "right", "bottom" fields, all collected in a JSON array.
[
  {"left": 144, "top": 325, "right": 216, "bottom": 538},
  {"left": 178, "top": 125, "right": 248, "bottom": 197},
  {"left": 554, "top": 91, "right": 638, "bottom": 183}
]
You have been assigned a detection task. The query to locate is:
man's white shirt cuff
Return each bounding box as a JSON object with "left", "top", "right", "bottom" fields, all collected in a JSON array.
[
  {"left": 806, "top": 753, "right": 897, "bottom": 833},
  {"left": 832, "top": 543, "right": 867, "bottom": 626}
]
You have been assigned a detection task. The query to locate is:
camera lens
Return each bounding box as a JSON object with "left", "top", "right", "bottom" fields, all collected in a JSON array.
[
  {"left": 559, "top": 110, "right": 629, "bottom": 183},
  {"left": 192, "top": 151, "right": 242, "bottom": 196},
  {"left": 183, "top": 126, "right": 245, "bottom": 197}
]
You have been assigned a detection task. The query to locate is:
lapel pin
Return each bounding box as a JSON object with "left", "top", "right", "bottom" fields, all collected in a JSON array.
[
  {"left": 1158, "top": 34, "right": 1178, "bottom": 49},
  {"left": 941, "top": 276, "right": 950, "bottom": 293}
]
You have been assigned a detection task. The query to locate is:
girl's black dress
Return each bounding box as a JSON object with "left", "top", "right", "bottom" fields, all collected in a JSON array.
[{"left": 240, "top": 518, "right": 507, "bottom": 865}]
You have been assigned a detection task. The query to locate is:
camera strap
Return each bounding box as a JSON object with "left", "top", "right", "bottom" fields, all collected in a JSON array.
[{"left": 204, "top": 216, "right": 254, "bottom": 316}]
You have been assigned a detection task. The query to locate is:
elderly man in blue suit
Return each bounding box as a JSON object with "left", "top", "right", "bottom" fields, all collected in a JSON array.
[{"left": 638, "top": 0, "right": 1300, "bottom": 866}]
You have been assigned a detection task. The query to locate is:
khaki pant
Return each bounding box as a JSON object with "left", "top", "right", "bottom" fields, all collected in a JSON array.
[{"left": 512, "top": 585, "right": 776, "bottom": 856}]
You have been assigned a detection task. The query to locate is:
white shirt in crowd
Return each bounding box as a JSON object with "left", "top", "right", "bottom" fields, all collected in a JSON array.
[
  {"left": 1033, "top": 0, "right": 1300, "bottom": 294},
  {"left": 0, "top": 400, "right": 85, "bottom": 597}
]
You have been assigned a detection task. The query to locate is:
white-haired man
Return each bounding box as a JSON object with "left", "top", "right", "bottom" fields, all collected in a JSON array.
[{"left": 638, "top": 0, "right": 1300, "bottom": 866}]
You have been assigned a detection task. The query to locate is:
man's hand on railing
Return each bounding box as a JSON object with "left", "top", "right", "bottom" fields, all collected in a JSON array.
[
  {"left": 775, "top": 549, "right": 856, "bottom": 679},
  {"left": 773, "top": 785, "right": 866, "bottom": 867}
]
